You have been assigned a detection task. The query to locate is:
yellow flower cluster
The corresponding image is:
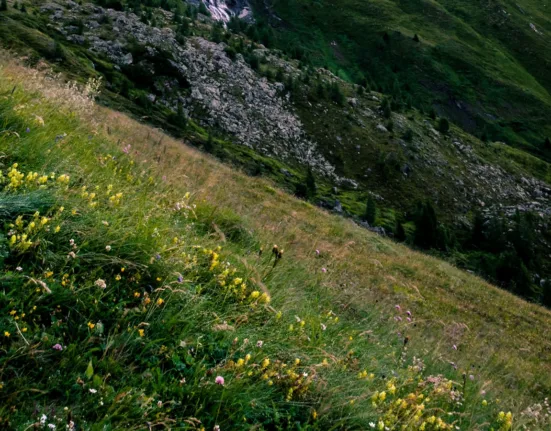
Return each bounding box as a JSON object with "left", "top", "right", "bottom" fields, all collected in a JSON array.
[
  {"left": 497, "top": 411, "right": 513, "bottom": 430},
  {"left": 358, "top": 370, "right": 375, "bottom": 380},
  {"left": 227, "top": 353, "right": 312, "bottom": 401},
  {"left": 0, "top": 164, "right": 70, "bottom": 192},
  {"left": 370, "top": 383, "right": 460, "bottom": 431},
  {"left": 8, "top": 212, "right": 52, "bottom": 253}
]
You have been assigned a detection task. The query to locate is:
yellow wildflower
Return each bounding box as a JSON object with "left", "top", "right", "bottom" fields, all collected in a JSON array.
[{"left": 259, "top": 293, "right": 271, "bottom": 304}]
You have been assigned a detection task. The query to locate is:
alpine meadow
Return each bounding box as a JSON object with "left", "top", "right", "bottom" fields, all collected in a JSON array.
[{"left": 0, "top": 0, "right": 550, "bottom": 430}]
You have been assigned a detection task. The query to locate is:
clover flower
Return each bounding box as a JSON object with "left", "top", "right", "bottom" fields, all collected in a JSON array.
[
  {"left": 215, "top": 376, "right": 225, "bottom": 385},
  {"left": 52, "top": 344, "right": 63, "bottom": 351}
]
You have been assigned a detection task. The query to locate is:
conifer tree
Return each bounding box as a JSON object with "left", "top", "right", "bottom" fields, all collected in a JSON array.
[
  {"left": 437, "top": 117, "right": 450, "bottom": 134},
  {"left": 305, "top": 168, "right": 317, "bottom": 198},
  {"left": 365, "top": 196, "right": 377, "bottom": 225}
]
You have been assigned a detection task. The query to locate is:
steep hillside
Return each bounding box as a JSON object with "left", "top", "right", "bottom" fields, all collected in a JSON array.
[
  {"left": 1, "top": 53, "right": 551, "bottom": 430},
  {"left": 1, "top": 1, "right": 550, "bottom": 305},
  {"left": 252, "top": 0, "right": 551, "bottom": 156}
]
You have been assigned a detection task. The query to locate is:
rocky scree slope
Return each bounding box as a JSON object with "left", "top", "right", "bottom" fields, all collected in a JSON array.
[
  {"left": 41, "top": 1, "right": 337, "bottom": 177},
  {"left": 38, "top": 0, "right": 551, "bottom": 219}
]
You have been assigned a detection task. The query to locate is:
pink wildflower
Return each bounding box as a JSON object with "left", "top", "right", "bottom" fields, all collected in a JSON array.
[
  {"left": 395, "top": 304, "right": 401, "bottom": 311},
  {"left": 315, "top": 249, "right": 320, "bottom": 255},
  {"left": 52, "top": 344, "right": 63, "bottom": 351},
  {"left": 215, "top": 376, "right": 225, "bottom": 386},
  {"left": 452, "top": 344, "right": 458, "bottom": 350},
  {"left": 406, "top": 310, "right": 412, "bottom": 317},
  {"left": 321, "top": 267, "right": 327, "bottom": 273}
]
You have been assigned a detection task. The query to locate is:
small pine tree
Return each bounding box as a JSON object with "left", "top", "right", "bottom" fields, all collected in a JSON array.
[
  {"left": 20, "top": 3, "right": 26, "bottom": 12},
  {"left": 198, "top": 1, "right": 210, "bottom": 16},
  {"left": 381, "top": 97, "right": 392, "bottom": 119},
  {"left": 471, "top": 211, "right": 485, "bottom": 249},
  {"left": 481, "top": 129, "right": 489, "bottom": 143},
  {"left": 365, "top": 196, "right": 377, "bottom": 225},
  {"left": 247, "top": 54, "right": 259, "bottom": 71},
  {"left": 305, "top": 168, "right": 317, "bottom": 198},
  {"left": 0, "top": 0, "right": 7, "bottom": 11},
  {"left": 394, "top": 219, "right": 406, "bottom": 242},
  {"left": 330, "top": 82, "right": 345, "bottom": 106},
  {"left": 414, "top": 201, "right": 439, "bottom": 249},
  {"left": 428, "top": 107, "right": 436, "bottom": 120},
  {"left": 413, "top": 33, "right": 420, "bottom": 42},
  {"left": 437, "top": 117, "right": 450, "bottom": 134},
  {"left": 316, "top": 81, "right": 326, "bottom": 99},
  {"left": 211, "top": 22, "right": 224, "bottom": 43},
  {"left": 204, "top": 132, "right": 214, "bottom": 152},
  {"left": 403, "top": 128, "right": 413, "bottom": 142},
  {"left": 544, "top": 137, "right": 551, "bottom": 150}
]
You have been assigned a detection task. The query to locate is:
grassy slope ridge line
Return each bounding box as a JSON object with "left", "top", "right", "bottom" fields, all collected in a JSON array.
[{"left": 0, "top": 58, "right": 549, "bottom": 430}]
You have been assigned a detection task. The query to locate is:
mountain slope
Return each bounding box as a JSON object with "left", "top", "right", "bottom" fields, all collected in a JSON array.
[
  {"left": 1, "top": 2, "right": 550, "bottom": 305},
  {"left": 1, "top": 52, "right": 551, "bottom": 430},
  {"left": 254, "top": 0, "right": 551, "bottom": 156}
]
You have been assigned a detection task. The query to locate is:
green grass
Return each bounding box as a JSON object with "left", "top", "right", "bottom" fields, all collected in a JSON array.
[
  {"left": 1, "top": 54, "right": 551, "bottom": 430},
  {"left": 2, "top": 2, "right": 550, "bottom": 305}
]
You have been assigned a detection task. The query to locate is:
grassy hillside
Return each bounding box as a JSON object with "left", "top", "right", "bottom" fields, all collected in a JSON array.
[
  {"left": 252, "top": 0, "right": 551, "bottom": 157},
  {"left": 1, "top": 0, "right": 551, "bottom": 307},
  {"left": 1, "top": 55, "right": 551, "bottom": 430}
]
